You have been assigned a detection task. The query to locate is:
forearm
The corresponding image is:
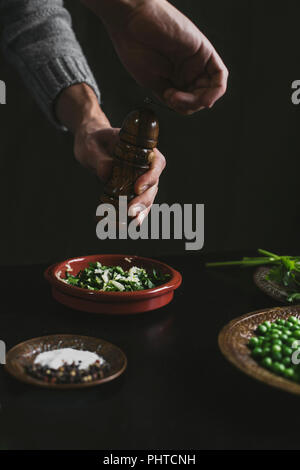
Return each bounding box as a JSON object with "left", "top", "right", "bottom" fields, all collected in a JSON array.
[{"left": 0, "top": 0, "right": 100, "bottom": 130}]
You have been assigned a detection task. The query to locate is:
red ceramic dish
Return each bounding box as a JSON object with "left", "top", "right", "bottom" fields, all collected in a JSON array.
[{"left": 44, "top": 254, "right": 182, "bottom": 315}]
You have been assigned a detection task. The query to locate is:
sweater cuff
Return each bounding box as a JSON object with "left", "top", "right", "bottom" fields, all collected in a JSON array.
[{"left": 29, "top": 56, "right": 101, "bottom": 131}]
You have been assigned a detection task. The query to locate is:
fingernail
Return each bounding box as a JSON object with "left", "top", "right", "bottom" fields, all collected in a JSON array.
[
  {"left": 138, "top": 212, "right": 145, "bottom": 225},
  {"left": 128, "top": 205, "right": 141, "bottom": 218},
  {"left": 138, "top": 185, "right": 149, "bottom": 195}
]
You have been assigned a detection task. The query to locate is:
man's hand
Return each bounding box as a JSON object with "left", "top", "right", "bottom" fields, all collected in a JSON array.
[
  {"left": 74, "top": 124, "right": 166, "bottom": 224},
  {"left": 82, "top": 0, "right": 228, "bottom": 115},
  {"left": 55, "top": 83, "right": 165, "bottom": 222}
]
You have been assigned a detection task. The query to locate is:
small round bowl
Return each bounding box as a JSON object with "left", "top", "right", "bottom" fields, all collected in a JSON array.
[
  {"left": 218, "top": 305, "right": 300, "bottom": 394},
  {"left": 44, "top": 254, "right": 182, "bottom": 315},
  {"left": 5, "top": 334, "right": 127, "bottom": 389},
  {"left": 254, "top": 266, "right": 293, "bottom": 304}
]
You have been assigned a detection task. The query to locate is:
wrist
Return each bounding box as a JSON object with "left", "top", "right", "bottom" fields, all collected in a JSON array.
[
  {"left": 81, "top": 0, "right": 149, "bottom": 29},
  {"left": 55, "top": 83, "right": 110, "bottom": 134}
]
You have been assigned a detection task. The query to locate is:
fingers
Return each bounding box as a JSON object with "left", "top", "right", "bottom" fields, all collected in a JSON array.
[
  {"left": 163, "top": 51, "right": 228, "bottom": 115},
  {"left": 164, "top": 88, "right": 206, "bottom": 114},
  {"left": 205, "top": 51, "right": 229, "bottom": 104},
  {"left": 129, "top": 148, "right": 166, "bottom": 224},
  {"left": 136, "top": 207, "right": 151, "bottom": 226},
  {"left": 85, "top": 127, "right": 119, "bottom": 182},
  {"left": 94, "top": 127, "right": 120, "bottom": 155},
  {"left": 163, "top": 76, "right": 227, "bottom": 114},
  {"left": 134, "top": 148, "right": 166, "bottom": 195},
  {"left": 128, "top": 184, "right": 158, "bottom": 225}
]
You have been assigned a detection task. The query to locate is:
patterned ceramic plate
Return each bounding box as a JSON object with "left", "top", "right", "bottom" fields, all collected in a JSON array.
[
  {"left": 218, "top": 305, "right": 300, "bottom": 394},
  {"left": 5, "top": 334, "right": 127, "bottom": 389},
  {"left": 254, "top": 266, "right": 292, "bottom": 303}
]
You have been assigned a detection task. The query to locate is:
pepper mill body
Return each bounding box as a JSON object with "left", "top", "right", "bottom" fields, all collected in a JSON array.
[{"left": 101, "top": 108, "right": 159, "bottom": 210}]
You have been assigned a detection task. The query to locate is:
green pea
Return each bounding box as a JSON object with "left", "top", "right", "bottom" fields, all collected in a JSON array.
[
  {"left": 257, "top": 325, "right": 267, "bottom": 334},
  {"left": 272, "top": 344, "right": 282, "bottom": 353},
  {"left": 270, "top": 334, "right": 280, "bottom": 340},
  {"left": 291, "top": 325, "right": 300, "bottom": 336},
  {"left": 272, "top": 351, "right": 282, "bottom": 361},
  {"left": 262, "top": 347, "right": 271, "bottom": 357},
  {"left": 282, "top": 329, "right": 292, "bottom": 336},
  {"left": 283, "top": 368, "right": 295, "bottom": 379},
  {"left": 289, "top": 316, "right": 298, "bottom": 324},
  {"left": 261, "top": 357, "right": 272, "bottom": 369},
  {"left": 281, "top": 334, "right": 289, "bottom": 342},
  {"left": 271, "top": 329, "right": 282, "bottom": 336},
  {"left": 286, "top": 321, "right": 293, "bottom": 329},
  {"left": 263, "top": 321, "right": 271, "bottom": 329},
  {"left": 262, "top": 340, "right": 271, "bottom": 349},
  {"left": 272, "top": 339, "right": 282, "bottom": 346},
  {"left": 277, "top": 319, "right": 286, "bottom": 326},
  {"left": 272, "top": 362, "right": 285, "bottom": 374},
  {"left": 286, "top": 337, "right": 298, "bottom": 347},
  {"left": 252, "top": 347, "right": 263, "bottom": 358},
  {"left": 248, "top": 337, "right": 260, "bottom": 349},
  {"left": 293, "top": 330, "right": 300, "bottom": 339},
  {"left": 282, "top": 356, "right": 292, "bottom": 366},
  {"left": 282, "top": 345, "right": 293, "bottom": 357}
]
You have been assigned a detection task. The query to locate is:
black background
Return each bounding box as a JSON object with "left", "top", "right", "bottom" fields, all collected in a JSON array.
[
  {"left": 1, "top": 2, "right": 300, "bottom": 452},
  {"left": 0, "top": 0, "right": 299, "bottom": 264}
]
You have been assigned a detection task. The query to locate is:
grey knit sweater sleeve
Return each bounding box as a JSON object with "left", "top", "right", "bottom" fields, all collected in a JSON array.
[{"left": 0, "top": 0, "right": 100, "bottom": 130}]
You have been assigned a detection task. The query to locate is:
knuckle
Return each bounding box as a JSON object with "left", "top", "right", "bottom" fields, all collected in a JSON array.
[
  {"left": 220, "top": 82, "right": 227, "bottom": 95},
  {"left": 145, "top": 188, "right": 158, "bottom": 208},
  {"left": 140, "top": 198, "right": 152, "bottom": 209},
  {"left": 153, "top": 183, "right": 159, "bottom": 193},
  {"left": 150, "top": 177, "right": 159, "bottom": 188},
  {"left": 86, "top": 139, "right": 97, "bottom": 154}
]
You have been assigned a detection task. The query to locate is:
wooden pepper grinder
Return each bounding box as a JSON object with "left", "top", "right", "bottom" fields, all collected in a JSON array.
[{"left": 101, "top": 107, "right": 159, "bottom": 211}]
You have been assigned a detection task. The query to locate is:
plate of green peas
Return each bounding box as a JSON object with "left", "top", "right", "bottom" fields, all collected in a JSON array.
[{"left": 219, "top": 306, "right": 300, "bottom": 394}]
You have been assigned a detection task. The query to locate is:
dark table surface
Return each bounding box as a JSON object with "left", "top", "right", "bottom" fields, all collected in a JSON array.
[{"left": 0, "top": 252, "right": 299, "bottom": 450}]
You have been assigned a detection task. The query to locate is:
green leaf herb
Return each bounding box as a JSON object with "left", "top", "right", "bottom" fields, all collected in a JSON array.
[{"left": 206, "top": 249, "right": 300, "bottom": 303}]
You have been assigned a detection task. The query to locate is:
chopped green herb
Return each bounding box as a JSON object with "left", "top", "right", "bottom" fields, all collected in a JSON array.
[{"left": 65, "top": 262, "right": 170, "bottom": 292}]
